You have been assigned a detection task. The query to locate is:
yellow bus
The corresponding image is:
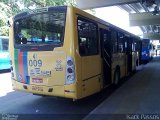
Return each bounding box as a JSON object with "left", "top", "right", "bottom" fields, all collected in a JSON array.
[{"left": 9, "top": 6, "right": 141, "bottom": 100}]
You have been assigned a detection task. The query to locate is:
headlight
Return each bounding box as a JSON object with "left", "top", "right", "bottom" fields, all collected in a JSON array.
[
  {"left": 67, "top": 68, "right": 73, "bottom": 73},
  {"left": 67, "top": 75, "right": 74, "bottom": 81},
  {"left": 67, "top": 60, "right": 73, "bottom": 66}
]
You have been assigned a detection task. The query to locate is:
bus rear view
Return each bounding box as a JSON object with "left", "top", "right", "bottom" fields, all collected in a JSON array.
[
  {"left": 10, "top": 6, "right": 141, "bottom": 100},
  {"left": 10, "top": 6, "right": 77, "bottom": 99}
]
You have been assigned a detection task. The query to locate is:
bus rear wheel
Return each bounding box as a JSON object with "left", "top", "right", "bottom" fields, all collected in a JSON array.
[{"left": 114, "top": 69, "right": 120, "bottom": 86}]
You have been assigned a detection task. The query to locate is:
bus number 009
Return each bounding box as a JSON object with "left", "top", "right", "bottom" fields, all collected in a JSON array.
[{"left": 29, "top": 60, "right": 42, "bottom": 67}]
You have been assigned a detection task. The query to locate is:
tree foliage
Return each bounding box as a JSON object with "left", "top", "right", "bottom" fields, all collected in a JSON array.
[{"left": 0, "top": 0, "right": 76, "bottom": 36}]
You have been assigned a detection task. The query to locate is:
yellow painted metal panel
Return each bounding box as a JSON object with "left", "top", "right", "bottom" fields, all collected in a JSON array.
[
  {"left": 81, "top": 56, "right": 101, "bottom": 80},
  {"left": 82, "top": 76, "right": 101, "bottom": 98},
  {"left": 28, "top": 51, "right": 66, "bottom": 86},
  {"left": 64, "top": 84, "right": 77, "bottom": 99}
]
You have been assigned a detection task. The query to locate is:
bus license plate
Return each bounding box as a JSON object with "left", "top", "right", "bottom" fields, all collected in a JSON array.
[
  {"left": 32, "top": 86, "right": 43, "bottom": 92},
  {"left": 32, "top": 78, "right": 43, "bottom": 83}
]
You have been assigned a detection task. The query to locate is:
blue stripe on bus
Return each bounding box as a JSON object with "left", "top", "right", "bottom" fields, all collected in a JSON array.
[{"left": 23, "top": 52, "right": 30, "bottom": 84}]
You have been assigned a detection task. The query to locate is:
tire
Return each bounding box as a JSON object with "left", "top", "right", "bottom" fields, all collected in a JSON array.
[
  {"left": 33, "top": 93, "right": 46, "bottom": 97},
  {"left": 114, "top": 69, "right": 120, "bottom": 85},
  {"left": 136, "top": 59, "right": 139, "bottom": 66}
]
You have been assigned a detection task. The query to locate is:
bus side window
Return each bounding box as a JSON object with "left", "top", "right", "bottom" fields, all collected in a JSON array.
[
  {"left": 135, "top": 41, "right": 139, "bottom": 51},
  {"left": 77, "top": 17, "right": 98, "bottom": 56},
  {"left": 79, "top": 37, "right": 88, "bottom": 55},
  {"left": 111, "top": 30, "right": 118, "bottom": 53},
  {"left": 2, "top": 39, "right": 9, "bottom": 51},
  {"left": 132, "top": 41, "right": 134, "bottom": 52},
  {"left": 118, "top": 33, "right": 124, "bottom": 53}
]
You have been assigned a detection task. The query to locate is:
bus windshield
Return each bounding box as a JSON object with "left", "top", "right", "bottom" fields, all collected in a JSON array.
[
  {"left": 0, "top": 37, "right": 9, "bottom": 52},
  {"left": 14, "top": 11, "right": 66, "bottom": 48}
]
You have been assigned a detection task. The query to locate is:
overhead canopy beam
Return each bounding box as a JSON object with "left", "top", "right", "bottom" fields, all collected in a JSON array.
[
  {"left": 129, "top": 12, "right": 160, "bottom": 26},
  {"left": 143, "top": 33, "right": 160, "bottom": 40},
  {"left": 76, "top": 0, "right": 140, "bottom": 9}
]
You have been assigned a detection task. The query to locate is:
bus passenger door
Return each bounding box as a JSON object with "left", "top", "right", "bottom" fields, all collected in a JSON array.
[
  {"left": 100, "top": 29, "right": 112, "bottom": 86},
  {"left": 77, "top": 16, "right": 101, "bottom": 97}
]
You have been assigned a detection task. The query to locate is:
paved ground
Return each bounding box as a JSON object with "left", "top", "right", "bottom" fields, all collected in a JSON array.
[
  {"left": 0, "top": 73, "right": 13, "bottom": 97},
  {"left": 84, "top": 57, "right": 160, "bottom": 120},
  {"left": 0, "top": 73, "right": 115, "bottom": 120}
]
